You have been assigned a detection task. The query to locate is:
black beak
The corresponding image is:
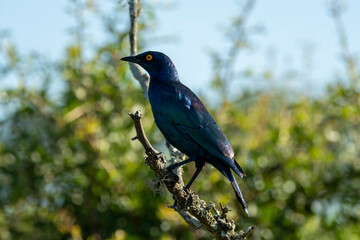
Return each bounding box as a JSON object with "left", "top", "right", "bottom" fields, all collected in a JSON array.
[{"left": 121, "top": 55, "right": 140, "bottom": 63}]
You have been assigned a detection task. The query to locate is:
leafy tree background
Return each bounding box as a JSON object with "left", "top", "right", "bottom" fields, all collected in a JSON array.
[{"left": 0, "top": 0, "right": 359, "bottom": 239}]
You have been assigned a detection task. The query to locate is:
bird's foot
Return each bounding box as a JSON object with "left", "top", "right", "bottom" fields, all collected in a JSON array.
[
  {"left": 166, "top": 164, "right": 177, "bottom": 172},
  {"left": 183, "top": 187, "right": 191, "bottom": 195},
  {"left": 154, "top": 151, "right": 163, "bottom": 156},
  {"left": 168, "top": 198, "right": 177, "bottom": 209},
  {"left": 166, "top": 167, "right": 180, "bottom": 183}
]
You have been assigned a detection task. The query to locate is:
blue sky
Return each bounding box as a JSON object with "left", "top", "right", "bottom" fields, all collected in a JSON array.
[{"left": 0, "top": 0, "right": 359, "bottom": 96}]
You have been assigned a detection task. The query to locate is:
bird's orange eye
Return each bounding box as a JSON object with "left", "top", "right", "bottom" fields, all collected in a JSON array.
[{"left": 146, "top": 54, "right": 152, "bottom": 61}]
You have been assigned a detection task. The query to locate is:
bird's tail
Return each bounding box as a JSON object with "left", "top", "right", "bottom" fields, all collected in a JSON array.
[
  {"left": 235, "top": 160, "right": 246, "bottom": 177},
  {"left": 223, "top": 167, "right": 249, "bottom": 216}
]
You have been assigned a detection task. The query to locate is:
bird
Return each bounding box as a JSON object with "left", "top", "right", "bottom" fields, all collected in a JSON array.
[{"left": 121, "top": 51, "right": 248, "bottom": 215}]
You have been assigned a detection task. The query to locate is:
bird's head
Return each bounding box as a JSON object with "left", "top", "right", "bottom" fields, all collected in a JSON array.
[{"left": 121, "top": 51, "right": 179, "bottom": 82}]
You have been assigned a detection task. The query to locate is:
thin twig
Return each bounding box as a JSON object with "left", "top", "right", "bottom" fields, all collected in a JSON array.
[
  {"left": 242, "top": 226, "right": 256, "bottom": 239},
  {"left": 127, "top": 0, "right": 150, "bottom": 98},
  {"left": 128, "top": 110, "right": 158, "bottom": 156}
]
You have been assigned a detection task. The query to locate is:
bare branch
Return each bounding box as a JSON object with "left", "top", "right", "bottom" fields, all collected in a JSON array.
[
  {"left": 126, "top": 0, "right": 186, "bottom": 179},
  {"left": 128, "top": 111, "right": 158, "bottom": 156},
  {"left": 166, "top": 140, "right": 186, "bottom": 182},
  {"left": 172, "top": 202, "right": 203, "bottom": 230},
  {"left": 129, "top": 110, "right": 253, "bottom": 239},
  {"left": 242, "top": 226, "right": 256, "bottom": 239},
  {"left": 127, "top": 0, "right": 150, "bottom": 99}
]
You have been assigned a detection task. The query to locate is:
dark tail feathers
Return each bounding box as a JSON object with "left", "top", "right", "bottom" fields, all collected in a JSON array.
[
  {"left": 222, "top": 166, "right": 249, "bottom": 216},
  {"left": 230, "top": 181, "right": 249, "bottom": 216}
]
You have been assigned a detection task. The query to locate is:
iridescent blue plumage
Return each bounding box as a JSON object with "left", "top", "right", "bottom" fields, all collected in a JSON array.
[{"left": 121, "top": 51, "right": 248, "bottom": 215}]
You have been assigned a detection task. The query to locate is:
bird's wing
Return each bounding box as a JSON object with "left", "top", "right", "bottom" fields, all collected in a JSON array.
[{"left": 155, "top": 82, "right": 243, "bottom": 174}]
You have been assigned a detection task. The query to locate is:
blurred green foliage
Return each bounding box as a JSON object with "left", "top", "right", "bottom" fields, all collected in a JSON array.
[{"left": 0, "top": 1, "right": 359, "bottom": 240}]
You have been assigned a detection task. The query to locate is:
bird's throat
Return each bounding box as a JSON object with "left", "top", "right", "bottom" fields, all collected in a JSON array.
[{"left": 149, "top": 67, "right": 179, "bottom": 83}]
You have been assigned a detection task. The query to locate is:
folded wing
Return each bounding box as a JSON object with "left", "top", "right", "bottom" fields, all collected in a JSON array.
[{"left": 154, "top": 82, "right": 245, "bottom": 177}]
